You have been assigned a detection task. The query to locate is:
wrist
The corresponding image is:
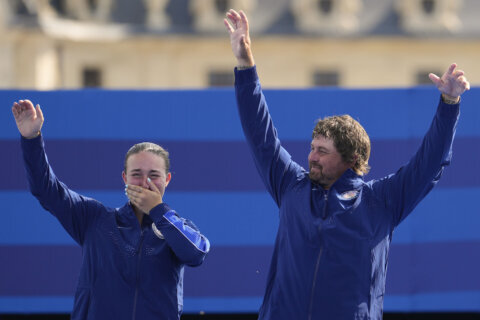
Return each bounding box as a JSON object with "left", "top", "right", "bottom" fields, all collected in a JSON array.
[
  {"left": 441, "top": 93, "right": 460, "bottom": 104},
  {"left": 237, "top": 65, "right": 253, "bottom": 70},
  {"left": 237, "top": 58, "right": 254, "bottom": 70},
  {"left": 23, "top": 131, "right": 41, "bottom": 139}
]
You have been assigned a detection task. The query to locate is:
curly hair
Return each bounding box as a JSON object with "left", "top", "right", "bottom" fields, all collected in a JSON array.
[{"left": 312, "top": 115, "right": 371, "bottom": 175}]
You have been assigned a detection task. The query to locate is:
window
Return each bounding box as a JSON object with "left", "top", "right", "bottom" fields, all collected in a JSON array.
[
  {"left": 318, "top": 0, "right": 334, "bottom": 14},
  {"left": 208, "top": 71, "right": 234, "bottom": 87},
  {"left": 88, "top": 0, "right": 97, "bottom": 9},
  {"left": 214, "top": 0, "right": 229, "bottom": 15},
  {"left": 82, "top": 67, "right": 102, "bottom": 87},
  {"left": 313, "top": 70, "right": 340, "bottom": 86},
  {"left": 396, "top": 0, "right": 461, "bottom": 34},
  {"left": 416, "top": 70, "right": 440, "bottom": 85},
  {"left": 49, "top": 0, "right": 68, "bottom": 15},
  {"left": 291, "top": 0, "right": 362, "bottom": 35},
  {"left": 421, "top": 0, "right": 435, "bottom": 15}
]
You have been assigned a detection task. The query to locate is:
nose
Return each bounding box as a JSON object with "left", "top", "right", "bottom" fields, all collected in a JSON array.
[{"left": 141, "top": 176, "right": 149, "bottom": 188}]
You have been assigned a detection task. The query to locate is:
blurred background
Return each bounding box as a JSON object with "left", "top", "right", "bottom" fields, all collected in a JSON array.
[
  {"left": 1, "top": 0, "right": 480, "bottom": 90},
  {"left": 1, "top": 1, "right": 480, "bottom": 319}
]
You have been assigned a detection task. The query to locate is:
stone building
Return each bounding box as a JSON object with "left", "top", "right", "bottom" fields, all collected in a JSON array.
[{"left": 0, "top": 0, "right": 479, "bottom": 89}]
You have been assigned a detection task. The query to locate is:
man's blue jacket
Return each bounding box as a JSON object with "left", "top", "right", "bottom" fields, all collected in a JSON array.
[
  {"left": 234, "top": 66, "right": 459, "bottom": 320},
  {"left": 21, "top": 135, "right": 210, "bottom": 320}
]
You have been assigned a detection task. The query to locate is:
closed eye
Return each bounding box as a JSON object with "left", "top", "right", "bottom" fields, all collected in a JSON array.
[{"left": 311, "top": 147, "right": 329, "bottom": 154}]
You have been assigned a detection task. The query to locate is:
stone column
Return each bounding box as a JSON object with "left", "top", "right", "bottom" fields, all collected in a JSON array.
[{"left": 144, "top": 0, "right": 170, "bottom": 30}]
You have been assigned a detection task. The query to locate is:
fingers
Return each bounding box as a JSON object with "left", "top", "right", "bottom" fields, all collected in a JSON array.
[
  {"left": 228, "top": 9, "right": 241, "bottom": 22},
  {"left": 12, "top": 101, "right": 23, "bottom": 116},
  {"left": 12, "top": 100, "right": 34, "bottom": 113},
  {"left": 428, "top": 73, "right": 441, "bottom": 86},
  {"left": 12, "top": 100, "right": 34, "bottom": 120},
  {"left": 239, "top": 10, "right": 249, "bottom": 32},
  {"left": 226, "top": 9, "right": 246, "bottom": 30},
  {"left": 125, "top": 183, "right": 162, "bottom": 214},
  {"left": 125, "top": 184, "right": 144, "bottom": 208},
  {"left": 125, "top": 186, "right": 142, "bottom": 210},
  {"left": 18, "top": 99, "right": 35, "bottom": 111},
  {"left": 446, "top": 63, "right": 457, "bottom": 75},
  {"left": 225, "top": 9, "right": 238, "bottom": 27},
  {"left": 458, "top": 75, "right": 470, "bottom": 91},
  {"left": 435, "top": 63, "right": 470, "bottom": 97},
  {"left": 224, "top": 18, "right": 234, "bottom": 34},
  {"left": 147, "top": 177, "right": 160, "bottom": 193},
  {"left": 36, "top": 104, "right": 44, "bottom": 122},
  {"left": 12, "top": 102, "right": 19, "bottom": 117},
  {"left": 125, "top": 184, "right": 143, "bottom": 199}
]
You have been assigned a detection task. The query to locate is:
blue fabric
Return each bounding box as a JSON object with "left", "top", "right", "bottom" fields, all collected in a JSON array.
[
  {"left": 21, "top": 136, "right": 210, "bottom": 320},
  {"left": 234, "top": 66, "right": 460, "bottom": 320}
]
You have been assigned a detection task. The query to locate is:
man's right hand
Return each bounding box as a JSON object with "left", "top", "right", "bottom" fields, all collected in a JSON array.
[
  {"left": 224, "top": 9, "right": 255, "bottom": 68},
  {"left": 12, "top": 100, "right": 44, "bottom": 139}
]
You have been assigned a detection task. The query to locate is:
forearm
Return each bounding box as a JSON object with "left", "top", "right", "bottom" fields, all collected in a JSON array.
[
  {"left": 234, "top": 66, "right": 300, "bottom": 205},
  {"left": 385, "top": 96, "right": 460, "bottom": 225},
  {"left": 425, "top": 96, "right": 460, "bottom": 166},
  {"left": 21, "top": 134, "right": 92, "bottom": 244},
  {"left": 234, "top": 66, "right": 273, "bottom": 151},
  {"left": 21, "top": 134, "right": 54, "bottom": 198},
  {"left": 150, "top": 204, "right": 210, "bottom": 266}
]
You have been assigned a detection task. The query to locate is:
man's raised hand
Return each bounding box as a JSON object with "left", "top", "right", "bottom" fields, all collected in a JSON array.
[
  {"left": 224, "top": 9, "right": 255, "bottom": 68},
  {"left": 12, "top": 100, "right": 44, "bottom": 139},
  {"left": 429, "top": 63, "right": 470, "bottom": 102}
]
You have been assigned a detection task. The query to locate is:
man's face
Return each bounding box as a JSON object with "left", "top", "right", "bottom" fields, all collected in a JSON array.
[
  {"left": 308, "top": 136, "right": 352, "bottom": 189},
  {"left": 122, "top": 151, "right": 171, "bottom": 197}
]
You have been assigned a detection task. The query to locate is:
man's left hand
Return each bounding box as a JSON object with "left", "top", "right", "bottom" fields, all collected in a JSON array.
[{"left": 429, "top": 63, "right": 470, "bottom": 101}]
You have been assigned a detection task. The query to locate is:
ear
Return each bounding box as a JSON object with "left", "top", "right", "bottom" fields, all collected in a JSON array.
[
  {"left": 122, "top": 171, "right": 127, "bottom": 184},
  {"left": 165, "top": 172, "right": 172, "bottom": 187}
]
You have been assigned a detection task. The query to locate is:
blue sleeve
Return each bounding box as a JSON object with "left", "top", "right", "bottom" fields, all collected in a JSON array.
[
  {"left": 373, "top": 97, "right": 460, "bottom": 227},
  {"left": 234, "top": 66, "right": 304, "bottom": 206},
  {"left": 149, "top": 203, "right": 210, "bottom": 267},
  {"left": 21, "top": 135, "right": 101, "bottom": 245}
]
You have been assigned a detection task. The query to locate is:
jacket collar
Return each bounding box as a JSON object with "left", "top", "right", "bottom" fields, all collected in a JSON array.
[
  {"left": 311, "top": 168, "right": 364, "bottom": 193},
  {"left": 117, "top": 202, "right": 153, "bottom": 227}
]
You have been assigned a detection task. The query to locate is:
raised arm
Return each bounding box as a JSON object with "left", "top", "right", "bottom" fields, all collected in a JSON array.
[
  {"left": 376, "top": 64, "right": 469, "bottom": 227},
  {"left": 224, "top": 10, "right": 304, "bottom": 206},
  {"left": 12, "top": 100, "right": 98, "bottom": 245},
  {"left": 224, "top": 9, "right": 255, "bottom": 68}
]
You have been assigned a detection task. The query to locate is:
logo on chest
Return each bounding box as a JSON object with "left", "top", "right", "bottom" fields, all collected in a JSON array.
[{"left": 339, "top": 190, "right": 358, "bottom": 200}]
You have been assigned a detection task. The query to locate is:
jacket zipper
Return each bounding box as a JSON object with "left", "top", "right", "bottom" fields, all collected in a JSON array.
[
  {"left": 321, "top": 192, "right": 328, "bottom": 219},
  {"left": 308, "top": 191, "right": 329, "bottom": 320},
  {"left": 132, "top": 228, "right": 145, "bottom": 320},
  {"left": 308, "top": 246, "right": 323, "bottom": 320}
]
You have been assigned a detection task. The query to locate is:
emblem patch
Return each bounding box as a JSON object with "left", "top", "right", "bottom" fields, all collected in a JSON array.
[{"left": 339, "top": 190, "right": 358, "bottom": 200}]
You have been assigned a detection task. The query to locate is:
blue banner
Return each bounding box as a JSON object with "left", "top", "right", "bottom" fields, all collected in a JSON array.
[{"left": 1, "top": 87, "right": 479, "bottom": 313}]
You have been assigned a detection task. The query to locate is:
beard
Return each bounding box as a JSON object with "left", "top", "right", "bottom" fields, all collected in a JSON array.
[
  {"left": 309, "top": 163, "right": 334, "bottom": 188},
  {"left": 309, "top": 163, "right": 324, "bottom": 183}
]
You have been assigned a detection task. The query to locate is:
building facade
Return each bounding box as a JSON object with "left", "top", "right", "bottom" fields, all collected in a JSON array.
[{"left": 1, "top": 0, "right": 479, "bottom": 89}]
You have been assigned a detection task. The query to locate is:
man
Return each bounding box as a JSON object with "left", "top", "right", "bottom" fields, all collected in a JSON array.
[
  {"left": 12, "top": 99, "right": 210, "bottom": 320},
  {"left": 224, "top": 9, "right": 469, "bottom": 320}
]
